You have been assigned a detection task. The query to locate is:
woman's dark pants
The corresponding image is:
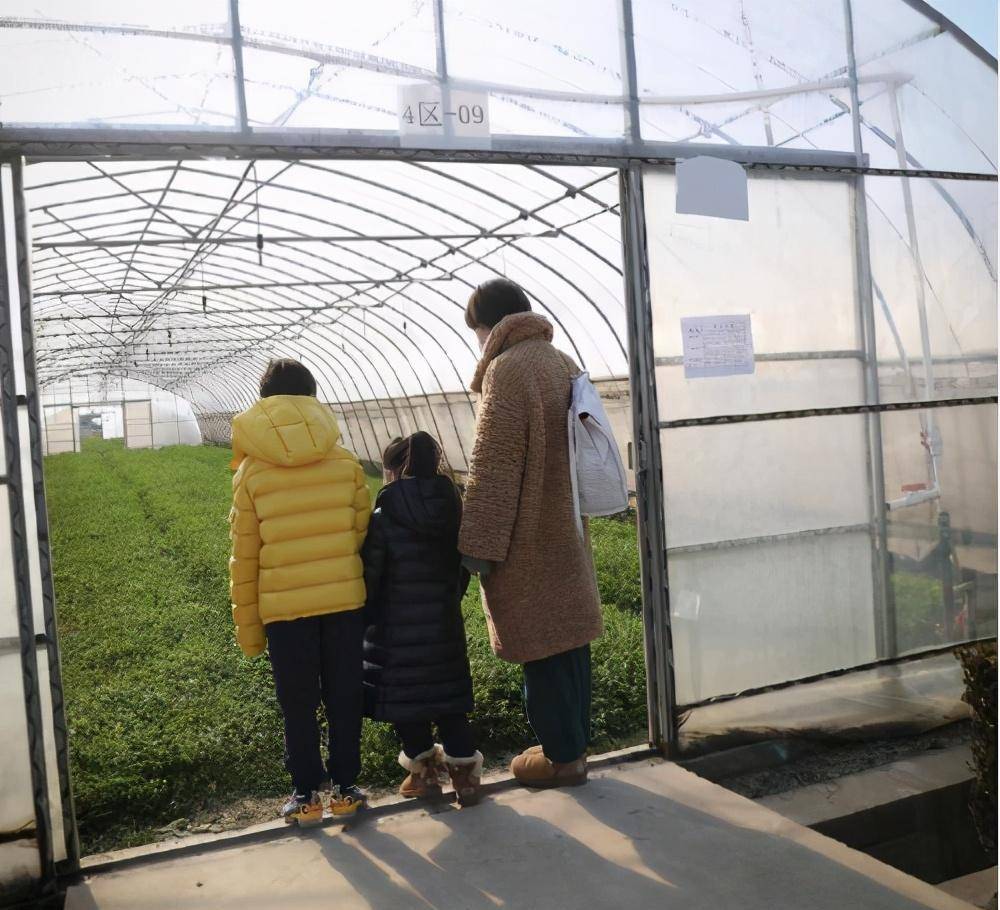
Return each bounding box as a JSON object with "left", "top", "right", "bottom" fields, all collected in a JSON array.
[
  {"left": 266, "top": 609, "right": 364, "bottom": 795},
  {"left": 522, "top": 643, "right": 592, "bottom": 763}
]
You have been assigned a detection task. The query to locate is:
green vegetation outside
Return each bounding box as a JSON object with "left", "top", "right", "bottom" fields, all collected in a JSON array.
[{"left": 46, "top": 439, "right": 648, "bottom": 852}]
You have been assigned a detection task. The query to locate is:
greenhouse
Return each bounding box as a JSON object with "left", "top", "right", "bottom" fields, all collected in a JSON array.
[{"left": 0, "top": 0, "right": 996, "bottom": 905}]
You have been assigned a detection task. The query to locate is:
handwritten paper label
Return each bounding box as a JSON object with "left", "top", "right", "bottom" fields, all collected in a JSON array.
[{"left": 681, "top": 315, "right": 755, "bottom": 379}]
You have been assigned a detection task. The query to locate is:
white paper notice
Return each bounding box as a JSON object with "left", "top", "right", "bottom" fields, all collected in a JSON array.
[
  {"left": 398, "top": 85, "right": 490, "bottom": 144},
  {"left": 681, "top": 315, "right": 755, "bottom": 379}
]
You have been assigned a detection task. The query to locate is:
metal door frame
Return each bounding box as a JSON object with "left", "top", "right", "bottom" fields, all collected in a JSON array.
[{"left": 0, "top": 0, "right": 996, "bottom": 883}]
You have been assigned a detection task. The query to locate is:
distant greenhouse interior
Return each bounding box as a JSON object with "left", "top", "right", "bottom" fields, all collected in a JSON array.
[
  {"left": 40, "top": 377, "right": 201, "bottom": 453},
  {"left": 0, "top": 0, "right": 995, "bottom": 901},
  {"left": 25, "top": 159, "right": 627, "bottom": 472}
]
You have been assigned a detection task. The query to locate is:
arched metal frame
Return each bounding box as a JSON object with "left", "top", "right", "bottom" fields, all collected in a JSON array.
[
  {"left": 0, "top": 0, "right": 995, "bottom": 901},
  {"left": 25, "top": 158, "right": 627, "bottom": 474}
]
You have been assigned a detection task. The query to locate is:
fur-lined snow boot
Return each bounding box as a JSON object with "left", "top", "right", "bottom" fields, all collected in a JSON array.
[
  {"left": 398, "top": 745, "right": 448, "bottom": 800},
  {"left": 445, "top": 750, "right": 484, "bottom": 807}
]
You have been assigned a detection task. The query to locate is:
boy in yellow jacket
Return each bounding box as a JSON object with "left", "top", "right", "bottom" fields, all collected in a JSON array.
[{"left": 229, "top": 359, "right": 371, "bottom": 826}]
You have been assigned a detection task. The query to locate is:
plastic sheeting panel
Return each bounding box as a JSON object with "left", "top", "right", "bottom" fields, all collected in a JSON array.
[
  {"left": 123, "top": 401, "right": 153, "bottom": 450},
  {"left": 238, "top": 0, "right": 436, "bottom": 131},
  {"left": 0, "top": 648, "right": 36, "bottom": 840},
  {"left": 0, "top": 1, "right": 236, "bottom": 128},
  {"left": 854, "top": 11, "right": 998, "bottom": 175},
  {"left": 2, "top": 0, "right": 994, "bottom": 175},
  {"left": 881, "top": 403, "right": 998, "bottom": 650},
  {"left": 646, "top": 163, "right": 880, "bottom": 702},
  {"left": 632, "top": 0, "right": 854, "bottom": 152},
  {"left": 661, "top": 418, "right": 876, "bottom": 704},
  {"left": 645, "top": 170, "right": 864, "bottom": 421},
  {"left": 645, "top": 162, "right": 997, "bottom": 703},
  {"left": 642, "top": 168, "right": 998, "bottom": 420},
  {"left": 0, "top": 490, "right": 41, "bottom": 895},
  {"left": 650, "top": 166, "right": 907, "bottom": 701},
  {"left": 41, "top": 407, "right": 73, "bottom": 456},
  {"left": 866, "top": 175, "right": 998, "bottom": 405},
  {"left": 19, "top": 407, "right": 67, "bottom": 864}
]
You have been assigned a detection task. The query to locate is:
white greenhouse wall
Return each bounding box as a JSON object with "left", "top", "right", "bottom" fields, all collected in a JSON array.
[
  {"left": 198, "top": 378, "right": 636, "bottom": 489},
  {"left": 39, "top": 381, "right": 202, "bottom": 455}
]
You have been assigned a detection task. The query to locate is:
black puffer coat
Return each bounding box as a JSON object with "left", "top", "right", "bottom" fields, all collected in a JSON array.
[{"left": 361, "top": 476, "right": 474, "bottom": 723}]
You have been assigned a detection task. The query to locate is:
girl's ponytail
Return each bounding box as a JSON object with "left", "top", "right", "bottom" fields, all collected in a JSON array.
[
  {"left": 382, "top": 436, "right": 406, "bottom": 476},
  {"left": 402, "top": 431, "right": 441, "bottom": 479},
  {"left": 382, "top": 431, "right": 442, "bottom": 480}
]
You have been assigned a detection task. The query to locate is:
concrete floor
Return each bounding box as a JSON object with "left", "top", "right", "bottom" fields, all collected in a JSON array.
[{"left": 65, "top": 758, "right": 976, "bottom": 910}]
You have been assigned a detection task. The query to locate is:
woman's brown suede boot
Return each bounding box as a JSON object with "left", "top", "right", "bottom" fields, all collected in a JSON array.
[
  {"left": 445, "top": 750, "right": 484, "bottom": 807},
  {"left": 398, "top": 745, "right": 448, "bottom": 799},
  {"left": 510, "top": 747, "right": 588, "bottom": 788}
]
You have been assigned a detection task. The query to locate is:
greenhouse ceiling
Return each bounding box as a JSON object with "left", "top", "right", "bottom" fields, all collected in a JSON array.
[{"left": 23, "top": 159, "right": 627, "bottom": 416}]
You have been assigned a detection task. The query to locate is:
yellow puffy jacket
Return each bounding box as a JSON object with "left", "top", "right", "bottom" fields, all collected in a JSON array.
[{"left": 228, "top": 395, "right": 371, "bottom": 657}]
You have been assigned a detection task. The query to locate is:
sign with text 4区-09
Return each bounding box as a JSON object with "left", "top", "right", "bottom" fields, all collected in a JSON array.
[{"left": 398, "top": 85, "right": 490, "bottom": 143}]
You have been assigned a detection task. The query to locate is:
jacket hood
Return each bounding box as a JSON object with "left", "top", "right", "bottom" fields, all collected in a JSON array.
[
  {"left": 471, "top": 312, "right": 554, "bottom": 393},
  {"left": 376, "top": 475, "right": 460, "bottom": 537},
  {"left": 230, "top": 395, "right": 341, "bottom": 470}
]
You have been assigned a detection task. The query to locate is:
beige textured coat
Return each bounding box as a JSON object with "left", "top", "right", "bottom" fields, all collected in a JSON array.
[{"left": 459, "top": 313, "right": 603, "bottom": 664}]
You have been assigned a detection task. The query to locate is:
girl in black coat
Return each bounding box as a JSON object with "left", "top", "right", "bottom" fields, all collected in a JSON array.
[{"left": 362, "top": 432, "right": 482, "bottom": 806}]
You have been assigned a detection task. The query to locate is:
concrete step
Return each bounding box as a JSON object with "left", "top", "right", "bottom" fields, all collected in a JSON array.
[
  {"left": 938, "top": 868, "right": 998, "bottom": 909},
  {"left": 756, "top": 744, "right": 993, "bottom": 885},
  {"left": 757, "top": 743, "right": 973, "bottom": 825}
]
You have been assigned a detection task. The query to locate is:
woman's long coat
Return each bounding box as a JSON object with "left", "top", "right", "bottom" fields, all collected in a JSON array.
[{"left": 458, "top": 313, "right": 603, "bottom": 664}]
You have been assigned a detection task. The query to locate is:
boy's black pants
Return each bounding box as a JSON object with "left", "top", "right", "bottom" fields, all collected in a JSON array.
[{"left": 266, "top": 609, "right": 364, "bottom": 795}]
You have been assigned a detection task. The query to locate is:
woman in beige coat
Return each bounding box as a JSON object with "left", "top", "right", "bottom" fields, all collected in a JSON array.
[{"left": 458, "top": 278, "right": 603, "bottom": 788}]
